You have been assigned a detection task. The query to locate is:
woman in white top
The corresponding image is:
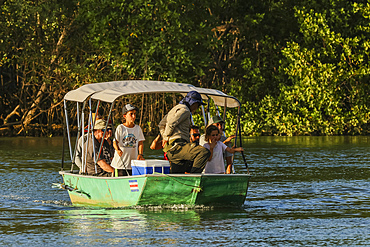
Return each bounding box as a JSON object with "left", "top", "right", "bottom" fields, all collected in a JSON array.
[
  {"left": 111, "top": 104, "right": 145, "bottom": 176},
  {"left": 202, "top": 125, "right": 243, "bottom": 174}
]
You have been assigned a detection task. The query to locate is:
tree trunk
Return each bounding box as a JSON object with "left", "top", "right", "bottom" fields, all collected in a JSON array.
[{"left": 17, "top": 15, "right": 74, "bottom": 135}]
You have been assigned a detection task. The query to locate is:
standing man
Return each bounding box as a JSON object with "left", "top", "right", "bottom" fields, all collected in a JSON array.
[
  {"left": 200, "top": 116, "right": 236, "bottom": 174},
  {"left": 159, "top": 91, "right": 210, "bottom": 173}
]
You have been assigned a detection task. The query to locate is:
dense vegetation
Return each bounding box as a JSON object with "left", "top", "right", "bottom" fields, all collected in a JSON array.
[{"left": 0, "top": 0, "right": 369, "bottom": 136}]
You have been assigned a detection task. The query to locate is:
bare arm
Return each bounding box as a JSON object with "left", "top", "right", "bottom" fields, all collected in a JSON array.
[
  {"left": 150, "top": 135, "right": 163, "bottom": 150},
  {"left": 97, "top": 159, "right": 114, "bottom": 173},
  {"left": 223, "top": 135, "right": 236, "bottom": 145},
  {"left": 113, "top": 139, "right": 123, "bottom": 157},
  {"left": 225, "top": 156, "right": 233, "bottom": 174},
  {"left": 137, "top": 140, "right": 145, "bottom": 160},
  {"left": 225, "top": 146, "right": 244, "bottom": 153}
]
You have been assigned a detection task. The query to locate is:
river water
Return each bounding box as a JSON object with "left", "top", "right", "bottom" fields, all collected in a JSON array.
[{"left": 0, "top": 136, "right": 368, "bottom": 246}]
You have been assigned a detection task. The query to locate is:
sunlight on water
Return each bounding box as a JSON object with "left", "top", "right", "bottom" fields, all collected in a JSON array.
[{"left": 0, "top": 136, "right": 369, "bottom": 246}]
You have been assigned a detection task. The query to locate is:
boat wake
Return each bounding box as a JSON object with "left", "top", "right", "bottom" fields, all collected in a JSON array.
[
  {"left": 131, "top": 204, "right": 214, "bottom": 211},
  {"left": 33, "top": 199, "right": 72, "bottom": 207}
]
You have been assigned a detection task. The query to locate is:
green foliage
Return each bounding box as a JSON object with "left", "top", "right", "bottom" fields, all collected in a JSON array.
[
  {"left": 0, "top": 0, "right": 369, "bottom": 136},
  {"left": 232, "top": 1, "right": 370, "bottom": 136},
  {"left": 75, "top": 0, "right": 213, "bottom": 82},
  {"left": 275, "top": 5, "right": 370, "bottom": 135}
]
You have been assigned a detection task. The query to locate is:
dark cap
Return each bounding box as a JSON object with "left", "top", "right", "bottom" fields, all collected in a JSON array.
[
  {"left": 186, "top": 91, "right": 206, "bottom": 106},
  {"left": 122, "top": 104, "right": 139, "bottom": 115}
]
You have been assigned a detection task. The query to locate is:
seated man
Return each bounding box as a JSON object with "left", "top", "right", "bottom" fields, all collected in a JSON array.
[
  {"left": 75, "top": 120, "right": 114, "bottom": 172},
  {"left": 190, "top": 125, "right": 200, "bottom": 145},
  {"left": 84, "top": 119, "right": 115, "bottom": 176},
  {"left": 74, "top": 108, "right": 103, "bottom": 171},
  {"left": 102, "top": 121, "right": 114, "bottom": 165},
  {"left": 150, "top": 125, "right": 201, "bottom": 160}
]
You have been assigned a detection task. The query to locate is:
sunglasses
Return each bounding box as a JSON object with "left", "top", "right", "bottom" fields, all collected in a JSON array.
[
  {"left": 192, "top": 134, "right": 200, "bottom": 137},
  {"left": 102, "top": 128, "right": 112, "bottom": 132}
]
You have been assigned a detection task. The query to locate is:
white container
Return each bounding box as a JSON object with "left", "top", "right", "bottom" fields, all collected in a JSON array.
[{"left": 131, "top": 160, "right": 170, "bottom": 175}]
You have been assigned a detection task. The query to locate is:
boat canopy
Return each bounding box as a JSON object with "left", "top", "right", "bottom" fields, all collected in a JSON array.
[{"left": 64, "top": 80, "right": 240, "bottom": 108}]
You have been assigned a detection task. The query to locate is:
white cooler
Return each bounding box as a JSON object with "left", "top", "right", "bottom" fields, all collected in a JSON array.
[{"left": 131, "top": 160, "right": 170, "bottom": 175}]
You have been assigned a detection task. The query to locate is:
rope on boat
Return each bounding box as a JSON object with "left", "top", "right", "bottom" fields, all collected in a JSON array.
[{"left": 152, "top": 172, "right": 202, "bottom": 192}]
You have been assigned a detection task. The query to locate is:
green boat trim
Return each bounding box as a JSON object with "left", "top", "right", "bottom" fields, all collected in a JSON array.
[{"left": 59, "top": 171, "right": 251, "bottom": 208}]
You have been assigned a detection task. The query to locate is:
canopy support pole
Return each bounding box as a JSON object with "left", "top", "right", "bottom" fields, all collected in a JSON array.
[
  {"left": 95, "top": 102, "right": 115, "bottom": 173},
  {"left": 89, "top": 99, "right": 98, "bottom": 174},
  {"left": 235, "top": 105, "right": 249, "bottom": 174},
  {"left": 71, "top": 101, "right": 86, "bottom": 173},
  {"left": 61, "top": 103, "right": 66, "bottom": 171},
  {"left": 201, "top": 105, "right": 207, "bottom": 127},
  {"left": 207, "top": 97, "right": 211, "bottom": 122},
  {"left": 216, "top": 100, "right": 234, "bottom": 173},
  {"left": 82, "top": 99, "right": 97, "bottom": 174},
  {"left": 63, "top": 100, "right": 73, "bottom": 162},
  {"left": 223, "top": 98, "right": 227, "bottom": 122},
  {"left": 81, "top": 103, "right": 87, "bottom": 174}
]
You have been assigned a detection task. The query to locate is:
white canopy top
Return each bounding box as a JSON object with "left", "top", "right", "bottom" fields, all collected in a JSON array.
[{"left": 64, "top": 80, "right": 240, "bottom": 107}]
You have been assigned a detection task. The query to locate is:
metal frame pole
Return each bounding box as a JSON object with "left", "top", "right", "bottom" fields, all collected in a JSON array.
[
  {"left": 88, "top": 99, "right": 98, "bottom": 174},
  {"left": 63, "top": 100, "right": 73, "bottom": 162},
  {"left": 95, "top": 102, "right": 115, "bottom": 172},
  {"left": 71, "top": 101, "right": 86, "bottom": 172},
  {"left": 207, "top": 98, "right": 211, "bottom": 123},
  {"left": 223, "top": 98, "right": 227, "bottom": 122},
  {"left": 81, "top": 104, "right": 86, "bottom": 174},
  {"left": 201, "top": 105, "right": 207, "bottom": 127}
]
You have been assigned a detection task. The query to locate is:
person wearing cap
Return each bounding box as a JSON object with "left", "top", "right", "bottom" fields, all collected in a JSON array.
[
  {"left": 111, "top": 104, "right": 145, "bottom": 176},
  {"left": 150, "top": 125, "right": 201, "bottom": 161},
  {"left": 83, "top": 107, "right": 103, "bottom": 133},
  {"left": 159, "top": 91, "right": 211, "bottom": 173},
  {"left": 75, "top": 115, "right": 113, "bottom": 173},
  {"left": 76, "top": 107, "right": 104, "bottom": 170},
  {"left": 84, "top": 119, "right": 115, "bottom": 176},
  {"left": 199, "top": 115, "right": 236, "bottom": 174},
  {"left": 102, "top": 120, "right": 114, "bottom": 164}
]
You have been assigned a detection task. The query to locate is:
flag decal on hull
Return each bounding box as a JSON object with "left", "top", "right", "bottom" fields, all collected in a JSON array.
[{"left": 129, "top": 180, "right": 139, "bottom": 192}]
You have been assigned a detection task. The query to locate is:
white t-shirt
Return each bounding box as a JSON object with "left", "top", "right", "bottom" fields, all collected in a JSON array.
[
  {"left": 203, "top": 141, "right": 228, "bottom": 174},
  {"left": 111, "top": 124, "right": 145, "bottom": 169},
  {"left": 200, "top": 134, "right": 233, "bottom": 158}
]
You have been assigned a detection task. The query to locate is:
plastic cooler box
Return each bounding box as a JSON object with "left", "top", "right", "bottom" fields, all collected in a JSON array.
[{"left": 131, "top": 160, "right": 170, "bottom": 175}]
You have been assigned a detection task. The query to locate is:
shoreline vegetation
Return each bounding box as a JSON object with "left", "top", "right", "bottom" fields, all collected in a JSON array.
[{"left": 1, "top": 1, "right": 369, "bottom": 137}]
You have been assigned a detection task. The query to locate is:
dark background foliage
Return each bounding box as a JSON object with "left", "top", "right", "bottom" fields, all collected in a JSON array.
[{"left": 0, "top": 0, "right": 369, "bottom": 136}]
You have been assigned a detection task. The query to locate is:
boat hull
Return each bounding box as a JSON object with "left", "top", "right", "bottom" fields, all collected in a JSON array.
[{"left": 59, "top": 171, "right": 250, "bottom": 208}]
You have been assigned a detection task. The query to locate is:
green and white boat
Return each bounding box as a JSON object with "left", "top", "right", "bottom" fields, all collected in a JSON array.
[{"left": 58, "top": 80, "right": 250, "bottom": 208}]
